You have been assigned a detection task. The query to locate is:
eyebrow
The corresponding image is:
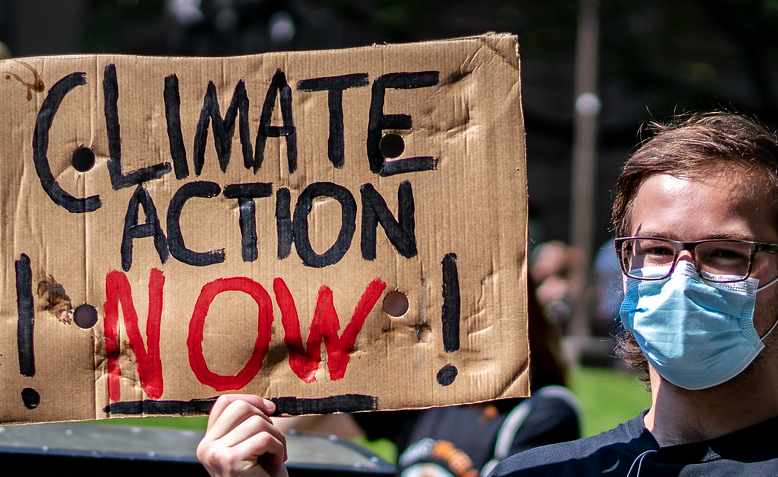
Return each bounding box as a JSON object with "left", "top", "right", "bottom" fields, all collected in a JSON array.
[
  {"left": 702, "top": 233, "right": 757, "bottom": 241},
  {"left": 631, "top": 231, "right": 757, "bottom": 241}
]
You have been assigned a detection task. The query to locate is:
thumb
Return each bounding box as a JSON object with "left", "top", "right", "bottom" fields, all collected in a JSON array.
[{"left": 258, "top": 398, "right": 277, "bottom": 416}]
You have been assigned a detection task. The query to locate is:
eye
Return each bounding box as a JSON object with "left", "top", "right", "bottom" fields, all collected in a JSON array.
[
  {"left": 697, "top": 242, "right": 753, "bottom": 275},
  {"left": 636, "top": 240, "right": 674, "bottom": 257},
  {"left": 706, "top": 247, "right": 748, "bottom": 262},
  {"left": 644, "top": 246, "right": 674, "bottom": 256}
]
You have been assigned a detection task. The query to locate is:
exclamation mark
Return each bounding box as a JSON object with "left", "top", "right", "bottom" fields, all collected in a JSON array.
[
  {"left": 15, "top": 254, "right": 39, "bottom": 409},
  {"left": 437, "top": 253, "right": 460, "bottom": 386}
]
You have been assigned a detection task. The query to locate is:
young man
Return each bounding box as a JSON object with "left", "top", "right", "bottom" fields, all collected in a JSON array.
[
  {"left": 492, "top": 112, "right": 778, "bottom": 476},
  {"left": 197, "top": 112, "right": 778, "bottom": 476}
]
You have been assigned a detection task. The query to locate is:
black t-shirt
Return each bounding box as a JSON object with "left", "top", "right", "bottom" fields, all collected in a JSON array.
[
  {"left": 490, "top": 412, "right": 778, "bottom": 477},
  {"left": 355, "top": 385, "right": 581, "bottom": 476}
]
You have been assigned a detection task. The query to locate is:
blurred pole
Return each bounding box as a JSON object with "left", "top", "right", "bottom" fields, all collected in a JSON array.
[{"left": 568, "top": 0, "right": 600, "bottom": 362}]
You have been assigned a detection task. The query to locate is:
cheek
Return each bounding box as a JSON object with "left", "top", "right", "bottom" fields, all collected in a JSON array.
[{"left": 754, "top": 289, "right": 778, "bottom": 336}]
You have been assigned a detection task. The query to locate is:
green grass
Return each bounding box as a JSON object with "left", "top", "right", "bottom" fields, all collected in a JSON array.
[
  {"left": 93, "top": 366, "right": 650, "bottom": 462},
  {"left": 352, "top": 436, "right": 397, "bottom": 463},
  {"left": 569, "top": 366, "right": 651, "bottom": 437},
  {"left": 94, "top": 415, "right": 207, "bottom": 430}
]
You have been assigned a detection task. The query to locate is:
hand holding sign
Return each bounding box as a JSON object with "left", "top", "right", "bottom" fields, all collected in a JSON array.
[
  {"left": 197, "top": 395, "right": 288, "bottom": 477},
  {"left": 0, "top": 34, "right": 529, "bottom": 424}
]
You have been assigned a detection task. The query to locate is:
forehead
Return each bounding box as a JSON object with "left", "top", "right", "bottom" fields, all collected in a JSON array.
[{"left": 628, "top": 171, "right": 778, "bottom": 241}]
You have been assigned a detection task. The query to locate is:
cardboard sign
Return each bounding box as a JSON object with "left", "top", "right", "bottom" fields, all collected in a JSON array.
[{"left": 0, "top": 34, "right": 529, "bottom": 424}]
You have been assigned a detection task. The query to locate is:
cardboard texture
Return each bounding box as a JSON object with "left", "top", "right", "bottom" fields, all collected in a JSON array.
[{"left": 0, "top": 33, "right": 529, "bottom": 424}]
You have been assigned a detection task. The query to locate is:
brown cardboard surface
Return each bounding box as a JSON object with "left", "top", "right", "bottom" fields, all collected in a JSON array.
[{"left": 0, "top": 34, "right": 529, "bottom": 424}]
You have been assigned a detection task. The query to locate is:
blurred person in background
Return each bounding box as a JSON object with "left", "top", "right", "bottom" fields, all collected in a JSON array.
[
  {"left": 491, "top": 112, "right": 778, "bottom": 475},
  {"left": 530, "top": 240, "right": 583, "bottom": 329},
  {"left": 196, "top": 275, "right": 581, "bottom": 477}
]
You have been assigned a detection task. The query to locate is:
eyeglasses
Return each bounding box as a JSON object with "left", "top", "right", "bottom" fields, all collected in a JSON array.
[{"left": 614, "top": 236, "right": 778, "bottom": 282}]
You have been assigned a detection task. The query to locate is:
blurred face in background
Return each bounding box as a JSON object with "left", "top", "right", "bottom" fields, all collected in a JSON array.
[{"left": 530, "top": 241, "right": 581, "bottom": 325}]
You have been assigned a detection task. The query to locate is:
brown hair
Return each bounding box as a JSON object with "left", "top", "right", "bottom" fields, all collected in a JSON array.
[{"left": 611, "top": 112, "right": 778, "bottom": 379}]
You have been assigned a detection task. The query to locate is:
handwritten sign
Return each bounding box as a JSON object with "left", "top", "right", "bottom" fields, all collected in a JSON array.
[{"left": 0, "top": 34, "right": 529, "bottom": 424}]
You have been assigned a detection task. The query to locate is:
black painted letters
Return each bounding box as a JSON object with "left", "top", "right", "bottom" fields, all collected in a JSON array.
[
  {"left": 167, "top": 181, "right": 225, "bottom": 266},
  {"left": 223, "top": 182, "right": 273, "bottom": 262},
  {"left": 103, "top": 64, "right": 172, "bottom": 189},
  {"left": 256, "top": 69, "right": 297, "bottom": 173},
  {"left": 292, "top": 182, "right": 356, "bottom": 268},
  {"left": 297, "top": 74, "right": 369, "bottom": 168},
  {"left": 367, "top": 71, "right": 440, "bottom": 176},
  {"left": 121, "top": 185, "right": 169, "bottom": 271},
  {"left": 361, "top": 181, "right": 417, "bottom": 260},
  {"left": 32, "top": 72, "right": 101, "bottom": 213}
]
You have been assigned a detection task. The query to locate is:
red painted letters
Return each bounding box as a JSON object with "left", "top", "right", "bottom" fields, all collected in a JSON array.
[
  {"left": 104, "top": 270, "right": 387, "bottom": 401},
  {"left": 187, "top": 277, "right": 274, "bottom": 391},
  {"left": 273, "top": 278, "right": 387, "bottom": 382},
  {"left": 104, "top": 268, "right": 165, "bottom": 402}
]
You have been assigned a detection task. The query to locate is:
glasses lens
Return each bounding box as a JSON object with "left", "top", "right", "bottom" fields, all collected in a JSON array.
[
  {"left": 696, "top": 241, "right": 751, "bottom": 282},
  {"left": 622, "top": 238, "right": 675, "bottom": 279}
]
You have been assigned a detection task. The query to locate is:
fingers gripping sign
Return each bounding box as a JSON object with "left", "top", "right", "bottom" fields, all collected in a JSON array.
[{"left": 197, "top": 395, "right": 288, "bottom": 477}]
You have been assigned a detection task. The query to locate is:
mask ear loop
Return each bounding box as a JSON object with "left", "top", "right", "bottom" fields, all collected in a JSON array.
[
  {"left": 757, "top": 274, "right": 778, "bottom": 292},
  {"left": 759, "top": 312, "right": 778, "bottom": 342}
]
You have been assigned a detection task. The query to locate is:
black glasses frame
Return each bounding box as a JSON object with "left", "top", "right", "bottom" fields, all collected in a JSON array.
[{"left": 613, "top": 236, "right": 778, "bottom": 282}]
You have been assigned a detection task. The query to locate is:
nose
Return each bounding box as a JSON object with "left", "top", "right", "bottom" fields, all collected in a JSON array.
[
  {"left": 676, "top": 249, "right": 695, "bottom": 264},
  {"left": 675, "top": 250, "right": 699, "bottom": 272}
]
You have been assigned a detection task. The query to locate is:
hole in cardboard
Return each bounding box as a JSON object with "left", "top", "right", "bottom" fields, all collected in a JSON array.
[
  {"left": 72, "top": 146, "right": 96, "bottom": 172},
  {"left": 21, "top": 387, "right": 40, "bottom": 409},
  {"left": 73, "top": 303, "right": 98, "bottom": 329},
  {"left": 437, "top": 364, "right": 458, "bottom": 386},
  {"left": 382, "top": 290, "right": 409, "bottom": 318},
  {"left": 379, "top": 133, "right": 405, "bottom": 158}
]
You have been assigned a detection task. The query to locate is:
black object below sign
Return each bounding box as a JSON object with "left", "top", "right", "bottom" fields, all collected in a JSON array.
[{"left": 0, "top": 423, "right": 396, "bottom": 477}]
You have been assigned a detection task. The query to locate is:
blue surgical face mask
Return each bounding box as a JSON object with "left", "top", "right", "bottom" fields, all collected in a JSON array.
[{"left": 619, "top": 261, "right": 778, "bottom": 390}]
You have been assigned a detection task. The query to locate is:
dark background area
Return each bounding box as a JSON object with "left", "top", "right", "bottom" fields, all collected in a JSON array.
[{"left": 2, "top": 0, "right": 777, "bottom": 251}]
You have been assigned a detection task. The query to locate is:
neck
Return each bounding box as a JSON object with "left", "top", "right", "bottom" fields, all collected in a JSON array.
[{"left": 644, "top": 362, "right": 778, "bottom": 446}]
